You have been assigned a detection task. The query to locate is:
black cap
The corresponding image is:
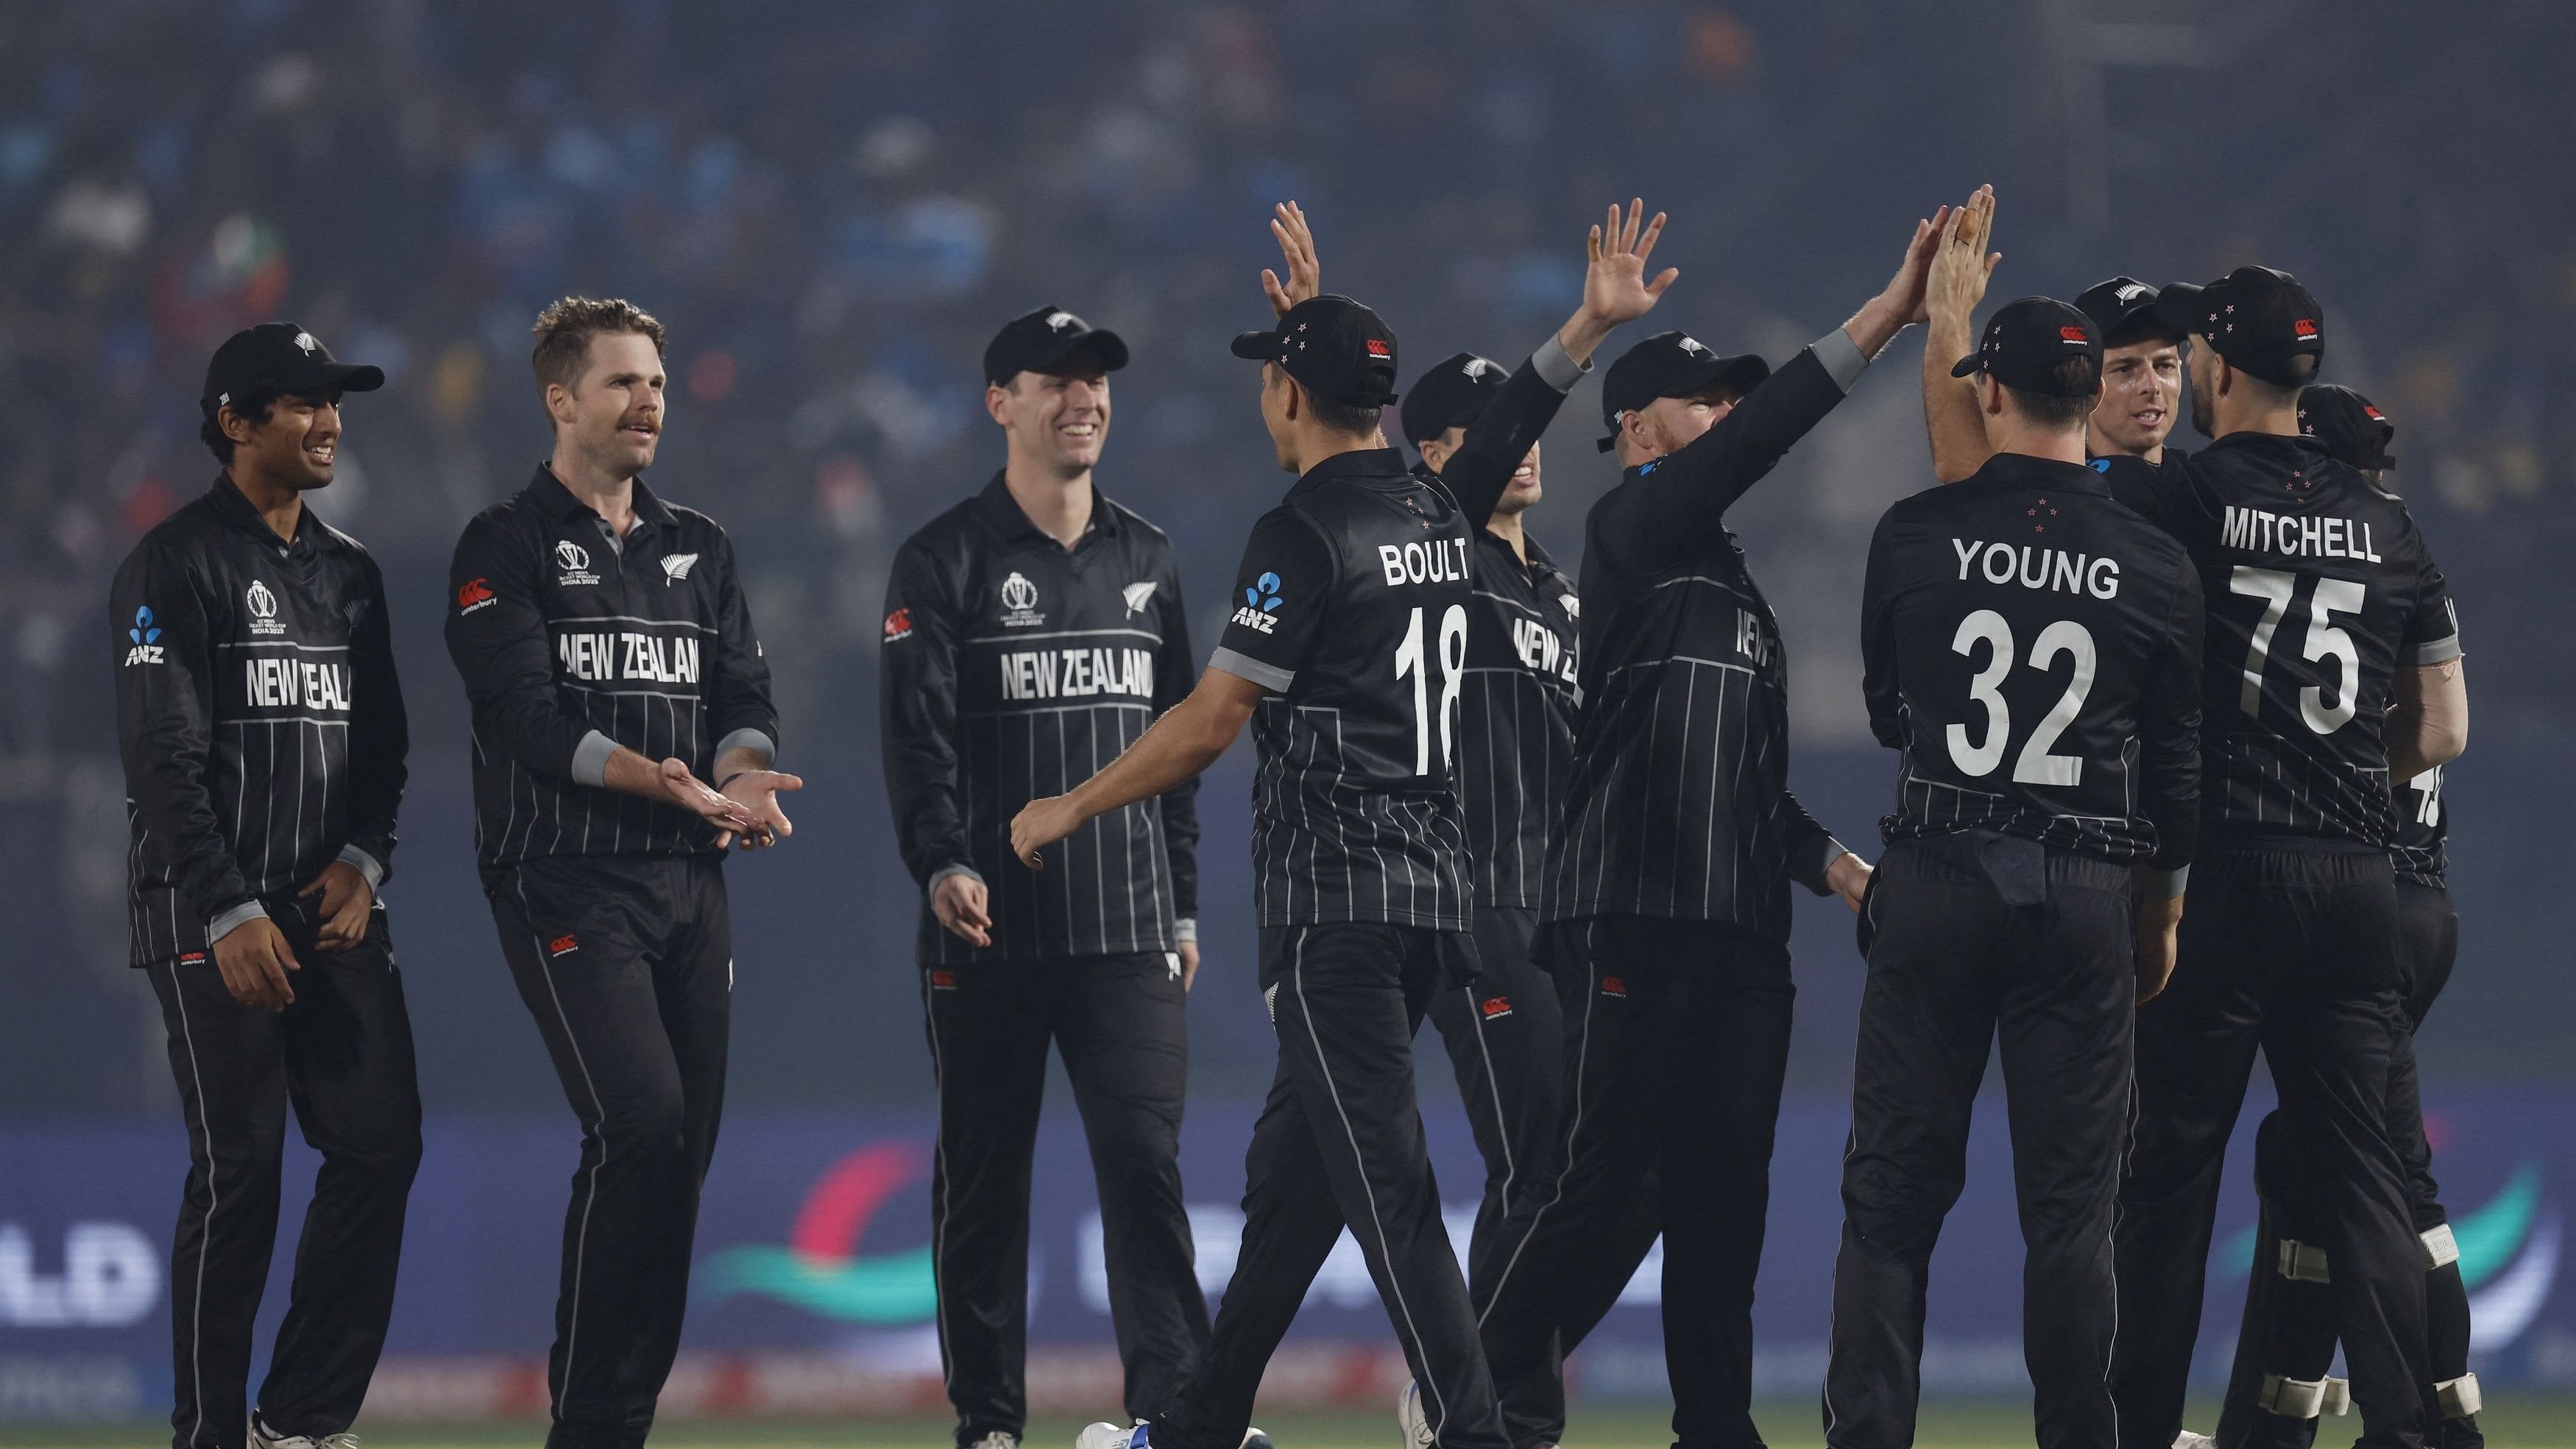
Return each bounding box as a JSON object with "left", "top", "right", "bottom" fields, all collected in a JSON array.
[
  {"left": 1399, "top": 352, "right": 1507, "bottom": 445},
  {"left": 2152, "top": 265, "right": 2324, "bottom": 388},
  {"left": 2076, "top": 276, "right": 2183, "bottom": 349},
  {"left": 1596, "top": 330, "right": 1769, "bottom": 452},
  {"left": 983, "top": 305, "right": 1130, "bottom": 386},
  {"left": 200, "top": 322, "right": 384, "bottom": 418},
  {"left": 2299, "top": 384, "right": 2396, "bottom": 472},
  {"left": 1231, "top": 294, "right": 1401, "bottom": 408},
  {"left": 1950, "top": 296, "right": 2103, "bottom": 397}
]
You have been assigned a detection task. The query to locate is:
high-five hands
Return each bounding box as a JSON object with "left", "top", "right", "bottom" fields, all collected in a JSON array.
[
  {"left": 1261, "top": 201, "right": 1322, "bottom": 317},
  {"left": 1930, "top": 185, "right": 2001, "bottom": 329}
]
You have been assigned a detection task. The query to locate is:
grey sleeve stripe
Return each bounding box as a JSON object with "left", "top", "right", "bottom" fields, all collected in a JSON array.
[
  {"left": 715, "top": 728, "right": 777, "bottom": 766},
  {"left": 207, "top": 899, "right": 270, "bottom": 943},
  {"left": 1532, "top": 336, "right": 1589, "bottom": 393},
  {"left": 1210, "top": 646, "right": 1293, "bottom": 694},
  {"left": 927, "top": 862, "right": 985, "bottom": 897},
  {"left": 570, "top": 729, "right": 620, "bottom": 787},
  {"left": 337, "top": 845, "right": 386, "bottom": 890},
  {"left": 2140, "top": 864, "right": 2190, "bottom": 899},
  {"left": 2410, "top": 634, "right": 2463, "bottom": 666},
  {"left": 1813, "top": 327, "right": 1870, "bottom": 393}
]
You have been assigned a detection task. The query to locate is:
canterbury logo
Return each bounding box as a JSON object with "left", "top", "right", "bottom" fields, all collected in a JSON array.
[
  {"left": 548, "top": 935, "right": 578, "bottom": 957},
  {"left": 661, "top": 553, "right": 699, "bottom": 583}
]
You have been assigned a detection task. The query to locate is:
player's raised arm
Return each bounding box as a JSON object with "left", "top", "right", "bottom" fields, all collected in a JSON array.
[
  {"left": 1923, "top": 185, "right": 2001, "bottom": 483},
  {"left": 1591, "top": 203, "right": 1945, "bottom": 565},
  {"left": 1442, "top": 199, "right": 1679, "bottom": 531}
]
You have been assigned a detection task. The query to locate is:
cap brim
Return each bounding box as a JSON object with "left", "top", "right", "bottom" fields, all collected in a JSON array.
[
  {"left": 1658, "top": 353, "right": 1770, "bottom": 403},
  {"left": 1231, "top": 330, "right": 1278, "bottom": 361},
  {"left": 2151, "top": 283, "right": 2206, "bottom": 333},
  {"left": 1950, "top": 355, "right": 1985, "bottom": 379},
  {"left": 1025, "top": 330, "right": 1130, "bottom": 377},
  {"left": 283, "top": 361, "right": 384, "bottom": 394}
]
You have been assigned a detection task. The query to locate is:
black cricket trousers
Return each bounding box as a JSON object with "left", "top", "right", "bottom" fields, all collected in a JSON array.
[
  {"left": 150, "top": 901, "right": 422, "bottom": 1449},
  {"left": 1822, "top": 835, "right": 2135, "bottom": 1449},
  {"left": 489, "top": 853, "right": 732, "bottom": 1449},
  {"left": 1422, "top": 905, "right": 1563, "bottom": 1290},
  {"left": 920, "top": 950, "right": 1209, "bottom": 1445},
  {"left": 2111, "top": 845, "right": 2430, "bottom": 1449},
  {"left": 2217, "top": 877, "right": 2482, "bottom": 1449},
  {"left": 1428, "top": 905, "right": 1660, "bottom": 1449},
  {"left": 1475, "top": 914, "right": 1795, "bottom": 1449},
  {"left": 1154, "top": 922, "right": 1509, "bottom": 1449}
]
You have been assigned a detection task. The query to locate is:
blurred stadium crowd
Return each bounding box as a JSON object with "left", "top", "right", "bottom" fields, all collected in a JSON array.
[{"left": 4, "top": 0, "right": 2569, "bottom": 781}]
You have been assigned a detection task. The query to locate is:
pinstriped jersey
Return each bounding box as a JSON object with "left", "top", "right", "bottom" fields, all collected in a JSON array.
[
  {"left": 1210, "top": 447, "right": 1473, "bottom": 929},
  {"left": 112, "top": 478, "right": 408, "bottom": 966},
  {"left": 880, "top": 475, "right": 1199, "bottom": 963},
  {"left": 2393, "top": 764, "right": 2446, "bottom": 888},
  {"left": 2101, "top": 434, "right": 2460, "bottom": 849},
  {"left": 446, "top": 467, "right": 778, "bottom": 869},
  {"left": 1457, "top": 524, "right": 1580, "bottom": 908},
  {"left": 1541, "top": 341, "right": 1861, "bottom": 940},
  {"left": 1862, "top": 455, "right": 2204, "bottom": 868}
]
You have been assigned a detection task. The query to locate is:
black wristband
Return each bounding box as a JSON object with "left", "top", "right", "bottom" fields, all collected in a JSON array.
[{"left": 717, "top": 772, "right": 748, "bottom": 792}]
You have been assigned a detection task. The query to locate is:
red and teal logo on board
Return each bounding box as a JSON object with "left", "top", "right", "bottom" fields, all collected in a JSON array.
[{"left": 698, "top": 1141, "right": 938, "bottom": 1324}]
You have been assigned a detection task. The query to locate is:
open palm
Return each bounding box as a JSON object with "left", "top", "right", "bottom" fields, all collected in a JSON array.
[{"left": 1583, "top": 198, "right": 1678, "bottom": 326}]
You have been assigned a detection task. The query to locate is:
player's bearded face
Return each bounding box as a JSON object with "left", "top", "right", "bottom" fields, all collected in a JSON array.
[
  {"left": 239, "top": 391, "right": 344, "bottom": 490},
  {"left": 1641, "top": 390, "right": 1735, "bottom": 458},
  {"left": 2093, "top": 341, "right": 2181, "bottom": 453},
  {"left": 562, "top": 332, "right": 665, "bottom": 475},
  {"left": 2186, "top": 342, "right": 2219, "bottom": 439}
]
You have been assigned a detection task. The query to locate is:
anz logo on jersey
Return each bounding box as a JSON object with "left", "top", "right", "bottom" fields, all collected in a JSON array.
[{"left": 1232, "top": 571, "right": 1284, "bottom": 634}]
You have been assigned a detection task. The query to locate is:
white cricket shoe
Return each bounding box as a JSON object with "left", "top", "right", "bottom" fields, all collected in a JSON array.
[
  {"left": 2174, "top": 1434, "right": 2217, "bottom": 1449},
  {"left": 248, "top": 1414, "right": 360, "bottom": 1449},
  {"left": 1242, "top": 1430, "right": 1276, "bottom": 1449},
  {"left": 1078, "top": 1423, "right": 1146, "bottom": 1449},
  {"left": 1398, "top": 1380, "right": 1434, "bottom": 1448}
]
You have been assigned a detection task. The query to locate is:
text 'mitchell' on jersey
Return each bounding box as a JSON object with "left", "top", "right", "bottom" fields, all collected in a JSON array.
[
  {"left": 1209, "top": 447, "right": 1475, "bottom": 929},
  {"left": 445, "top": 467, "right": 778, "bottom": 868},
  {"left": 1862, "top": 453, "right": 2204, "bottom": 870},
  {"left": 2098, "top": 433, "right": 2460, "bottom": 848},
  {"left": 880, "top": 473, "right": 1200, "bottom": 963},
  {"left": 113, "top": 475, "right": 409, "bottom": 966}
]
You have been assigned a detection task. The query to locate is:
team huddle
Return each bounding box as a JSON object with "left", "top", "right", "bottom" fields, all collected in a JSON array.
[{"left": 113, "top": 183, "right": 2470, "bottom": 1449}]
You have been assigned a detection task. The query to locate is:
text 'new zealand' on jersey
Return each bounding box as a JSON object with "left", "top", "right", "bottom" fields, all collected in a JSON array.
[
  {"left": 2099, "top": 434, "right": 2460, "bottom": 848},
  {"left": 446, "top": 467, "right": 778, "bottom": 869},
  {"left": 112, "top": 476, "right": 408, "bottom": 966},
  {"left": 1862, "top": 454, "right": 2204, "bottom": 869},
  {"left": 1210, "top": 447, "right": 1475, "bottom": 929},
  {"left": 880, "top": 475, "right": 1199, "bottom": 963}
]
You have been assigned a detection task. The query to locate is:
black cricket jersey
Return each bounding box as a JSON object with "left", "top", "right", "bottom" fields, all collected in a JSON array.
[
  {"left": 1422, "top": 339, "right": 1588, "bottom": 909},
  {"left": 111, "top": 476, "right": 408, "bottom": 966},
  {"left": 2393, "top": 764, "right": 2447, "bottom": 888},
  {"left": 445, "top": 466, "right": 778, "bottom": 869},
  {"left": 1542, "top": 331, "right": 1867, "bottom": 940},
  {"left": 1861, "top": 453, "right": 2204, "bottom": 869},
  {"left": 880, "top": 474, "right": 1200, "bottom": 963},
  {"left": 2100, "top": 433, "right": 2460, "bottom": 849},
  {"left": 1211, "top": 447, "right": 1475, "bottom": 929}
]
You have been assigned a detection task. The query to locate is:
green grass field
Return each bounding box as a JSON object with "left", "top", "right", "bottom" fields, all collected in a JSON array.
[{"left": 7, "top": 1402, "right": 2576, "bottom": 1448}]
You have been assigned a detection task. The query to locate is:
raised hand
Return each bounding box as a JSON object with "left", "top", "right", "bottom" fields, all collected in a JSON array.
[
  {"left": 1259, "top": 201, "right": 1322, "bottom": 318},
  {"left": 1928, "top": 185, "right": 2000, "bottom": 327},
  {"left": 1582, "top": 198, "right": 1679, "bottom": 327}
]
